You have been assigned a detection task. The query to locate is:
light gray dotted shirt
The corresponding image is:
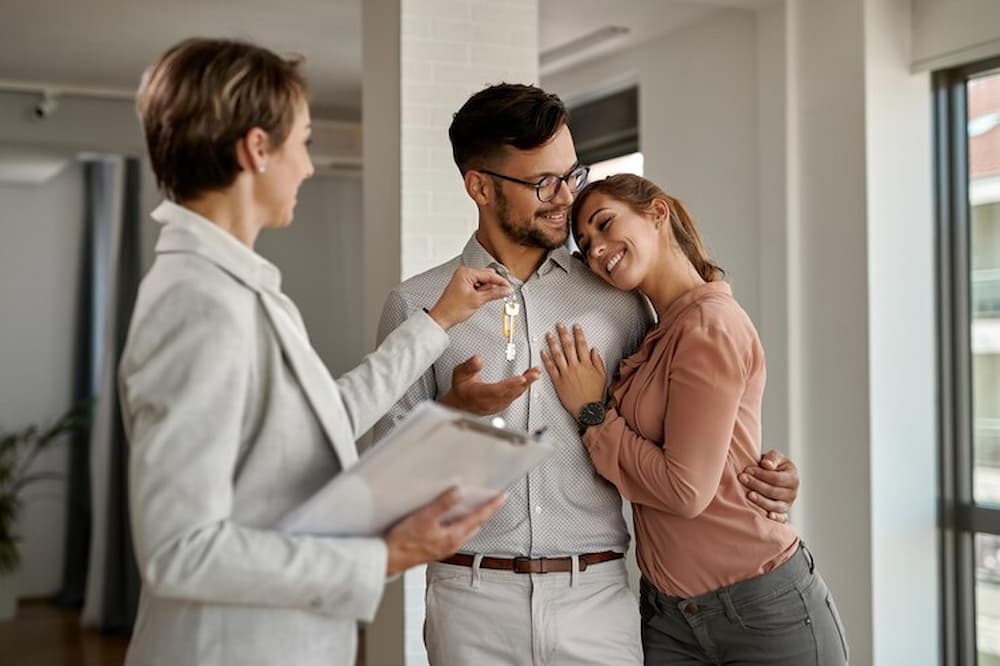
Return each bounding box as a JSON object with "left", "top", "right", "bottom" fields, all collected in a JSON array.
[{"left": 375, "top": 234, "right": 654, "bottom": 557}]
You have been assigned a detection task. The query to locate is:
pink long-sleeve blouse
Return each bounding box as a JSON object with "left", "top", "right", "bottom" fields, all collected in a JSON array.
[{"left": 583, "top": 280, "right": 799, "bottom": 598}]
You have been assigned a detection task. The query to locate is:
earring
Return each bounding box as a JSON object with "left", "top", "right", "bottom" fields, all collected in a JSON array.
[
  {"left": 655, "top": 220, "right": 662, "bottom": 229},
  {"left": 258, "top": 165, "right": 267, "bottom": 174}
]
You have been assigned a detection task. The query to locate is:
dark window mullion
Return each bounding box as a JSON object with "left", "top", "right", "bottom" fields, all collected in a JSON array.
[
  {"left": 936, "top": 65, "right": 959, "bottom": 666},
  {"left": 953, "top": 67, "right": 978, "bottom": 666},
  {"left": 938, "top": 65, "right": 977, "bottom": 666},
  {"left": 959, "top": 506, "right": 1000, "bottom": 534}
]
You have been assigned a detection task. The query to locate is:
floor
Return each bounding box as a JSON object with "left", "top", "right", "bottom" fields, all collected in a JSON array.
[{"left": 0, "top": 600, "right": 128, "bottom": 666}]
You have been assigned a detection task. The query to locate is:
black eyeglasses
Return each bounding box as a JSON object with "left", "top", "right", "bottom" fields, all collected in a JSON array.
[{"left": 479, "top": 164, "right": 590, "bottom": 203}]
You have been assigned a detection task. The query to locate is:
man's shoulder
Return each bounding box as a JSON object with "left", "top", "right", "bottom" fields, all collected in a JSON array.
[{"left": 565, "top": 261, "right": 647, "bottom": 306}]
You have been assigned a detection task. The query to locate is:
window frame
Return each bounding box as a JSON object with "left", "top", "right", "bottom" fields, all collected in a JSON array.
[{"left": 937, "top": 54, "right": 1000, "bottom": 666}]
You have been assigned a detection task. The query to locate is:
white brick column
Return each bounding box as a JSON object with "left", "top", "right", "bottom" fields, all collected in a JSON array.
[
  {"left": 362, "top": 2, "right": 538, "bottom": 664},
  {"left": 400, "top": 0, "right": 539, "bottom": 279}
]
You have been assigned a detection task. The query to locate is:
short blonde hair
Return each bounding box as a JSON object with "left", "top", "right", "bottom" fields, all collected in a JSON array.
[{"left": 137, "top": 38, "right": 308, "bottom": 201}]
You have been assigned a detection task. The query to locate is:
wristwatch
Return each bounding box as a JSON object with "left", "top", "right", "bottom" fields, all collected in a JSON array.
[{"left": 577, "top": 401, "right": 607, "bottom": 435}]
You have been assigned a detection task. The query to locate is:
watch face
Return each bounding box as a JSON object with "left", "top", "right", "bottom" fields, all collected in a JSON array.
[{"left": 579, "top": 401, "right": 606, "bottom": 426}]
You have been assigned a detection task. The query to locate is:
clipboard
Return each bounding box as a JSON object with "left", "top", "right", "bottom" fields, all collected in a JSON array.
[{"left": 278, "top": 401, "right": 554, "bottom": 537}]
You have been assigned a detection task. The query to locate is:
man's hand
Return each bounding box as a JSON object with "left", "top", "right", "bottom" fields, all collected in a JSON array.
[
  {"left": 438, "top": 356, "right": 541, "bottom": 416},
  {"left": 383, "top": 488, "right": 507, "bottom": 577},
  {"left": 739, "top": 449, "right": 799, "bottom": 523}
]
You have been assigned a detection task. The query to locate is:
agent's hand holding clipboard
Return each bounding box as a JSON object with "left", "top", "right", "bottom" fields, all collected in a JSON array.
[{"left": 279, "top": 402, "right": 554, "bottom": 572}]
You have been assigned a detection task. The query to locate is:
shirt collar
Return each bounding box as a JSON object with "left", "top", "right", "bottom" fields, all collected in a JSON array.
[
  {"left": 151, "top": 200, "right": 282, "bottom": 294},
  {"left": 460, "top": 233, "right": 574, "bottom": 280}
]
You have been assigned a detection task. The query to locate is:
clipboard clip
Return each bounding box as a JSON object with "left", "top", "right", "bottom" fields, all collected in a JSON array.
[
  {"left": 447, "top": 418, "right": 549, "bottom": 446},
  {"left": 453, "top": 418, "right": 530, "bottom": 446}
]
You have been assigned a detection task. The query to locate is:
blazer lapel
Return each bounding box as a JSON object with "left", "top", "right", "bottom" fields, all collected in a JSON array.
[
  {"left": 154, "top": 208, "right": 359, "bottom": 470},
  {"left": 258, "top": 294, "right": 359, "bottom": 469}
]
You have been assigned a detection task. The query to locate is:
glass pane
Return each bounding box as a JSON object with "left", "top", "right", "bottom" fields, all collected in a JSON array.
[
  {"left": 969, "top": 71, "right": 1000, "bottom": 505},
  {"left": 977, "top": 533, "right": 1000, "bottom": 663},
  {"left": 588, "top": 151, "right": 644, "bottom": 181}
]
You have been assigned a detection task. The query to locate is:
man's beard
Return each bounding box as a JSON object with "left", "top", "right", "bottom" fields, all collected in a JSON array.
[{"left": 495, "top": 182, "right": 568, "bottom": 250}]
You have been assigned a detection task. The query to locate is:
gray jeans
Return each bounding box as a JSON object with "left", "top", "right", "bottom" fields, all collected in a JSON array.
[{"left": 640, "top": 544, "right": 849, "bottom": 665}]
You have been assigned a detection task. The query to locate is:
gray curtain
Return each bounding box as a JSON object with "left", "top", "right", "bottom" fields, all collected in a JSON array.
[
  {"left": 53, "top": 160, "right": 107, "bottom": 607},
  {"left": 62, "top": 156, "right": 142, "bottom": 634}
]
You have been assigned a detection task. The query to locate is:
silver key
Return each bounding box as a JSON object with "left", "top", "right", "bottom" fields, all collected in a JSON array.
[{"left": 503, "top": 300, "right": 520, "bottom": 361}]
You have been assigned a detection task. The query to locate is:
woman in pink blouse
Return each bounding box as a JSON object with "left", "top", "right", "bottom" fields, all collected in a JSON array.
[{"left": 541, "top": 174, "right": 848, "bottom": 665}]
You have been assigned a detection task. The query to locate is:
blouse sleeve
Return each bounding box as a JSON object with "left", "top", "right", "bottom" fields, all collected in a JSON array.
[{"left": 582, "top": 322, "right": 747, "bottom": 518}]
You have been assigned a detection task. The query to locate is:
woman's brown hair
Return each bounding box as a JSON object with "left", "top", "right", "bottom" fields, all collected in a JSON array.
[
  {"left": 571, "top": 174, "right": 724, "bottom": 282},
  {"left": 136, "top": 38, "right": 308, "bottom": 201}
]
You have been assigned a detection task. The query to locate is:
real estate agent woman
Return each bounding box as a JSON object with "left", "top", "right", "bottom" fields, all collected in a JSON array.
[{"left": 120, "top": 37, "right": 508, "bottom": 666}]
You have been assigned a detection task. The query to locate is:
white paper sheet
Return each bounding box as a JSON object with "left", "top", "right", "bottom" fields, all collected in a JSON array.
[{"left": 278, "top": 401, "right": 554, "bottom": 536}]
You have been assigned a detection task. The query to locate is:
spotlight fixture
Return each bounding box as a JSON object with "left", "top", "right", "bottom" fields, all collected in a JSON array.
[{"left": 33, "top": 91, "right": 58, "bottom": 119}]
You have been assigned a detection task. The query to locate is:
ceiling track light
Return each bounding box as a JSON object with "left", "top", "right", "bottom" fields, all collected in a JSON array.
[{"left": 33, "top": 91, "right": 58, "bottom": 119}]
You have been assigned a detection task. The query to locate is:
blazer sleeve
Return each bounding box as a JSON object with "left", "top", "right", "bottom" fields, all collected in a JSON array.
[
  {"left": 335, "top": 290, "right": 449, "bottom": 439},
  {"left": 121, "top": 283, "right": 387, "bottom": 622},
  {"left": 582, "top": 322, "right": 746, "bottom": 519},
  {"left": 370, "top": 289, "right": 442, "bottom": 443}
]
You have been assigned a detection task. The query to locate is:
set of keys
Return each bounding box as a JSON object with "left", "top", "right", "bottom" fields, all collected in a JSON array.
[{"left": 502, "top": 297, "right": 520, "bottom": 361}]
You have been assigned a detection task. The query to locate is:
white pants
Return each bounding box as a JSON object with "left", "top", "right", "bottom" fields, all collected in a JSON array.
[{"left": 424, "top": 557, "right": 642, "bottom": 666}]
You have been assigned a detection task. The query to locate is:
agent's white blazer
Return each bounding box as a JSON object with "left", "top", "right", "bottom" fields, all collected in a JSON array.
[{"left": 119, "top": 201, "right": 449, "bottom": 666}]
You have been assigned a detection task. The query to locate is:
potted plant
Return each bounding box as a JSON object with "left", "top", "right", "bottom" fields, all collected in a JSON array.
[{"left": 0, "top": 401, "right": 90, "bottom": 620}]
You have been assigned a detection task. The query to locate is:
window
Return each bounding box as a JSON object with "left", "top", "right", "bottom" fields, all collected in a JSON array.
[
  {"left": 568, "top": 86, "right": 638, "bottom": 167},
  {"left": 588, "top": 151, "right": 644, "bottom": 181},
  {"left": 939, "top": 58, "right": 1000, "bottom": 666}
]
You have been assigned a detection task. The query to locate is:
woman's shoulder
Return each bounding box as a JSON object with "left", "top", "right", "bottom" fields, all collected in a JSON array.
[
  {"left": 145, "top": 252, "right": 257, "bottom": 306},
  {"left": 131, "top": 253, "right": 260, "bottom": 340},
  {"left": 674, "top": 284, "right": 759, "bottom": 345}
]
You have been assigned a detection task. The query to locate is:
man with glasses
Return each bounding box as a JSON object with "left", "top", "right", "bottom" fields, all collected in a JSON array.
[{"left": 375, "top": 83, "right": 799, "bottom": 665}]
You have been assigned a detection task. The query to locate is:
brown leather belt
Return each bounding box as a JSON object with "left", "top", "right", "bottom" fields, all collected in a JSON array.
[{"left": 440, "top": 550, "right": 624, "bottom": 574}]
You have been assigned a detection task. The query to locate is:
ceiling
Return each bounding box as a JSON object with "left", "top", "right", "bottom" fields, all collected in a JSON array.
[
  {"left": 0, "top": 0, "right": 771, "bottom": 120},
  {"left": 0, "top": 0, "right": 363, "bottom": 119}
]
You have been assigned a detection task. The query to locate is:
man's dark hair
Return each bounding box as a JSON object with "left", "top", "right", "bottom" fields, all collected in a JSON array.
[{"left": 449, "top": 83, "right": 568, "bottom": 174}]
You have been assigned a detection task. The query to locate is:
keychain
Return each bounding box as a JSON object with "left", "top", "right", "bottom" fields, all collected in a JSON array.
[{"left": 502, "top": 298, "right": 520, "bottom": 361}]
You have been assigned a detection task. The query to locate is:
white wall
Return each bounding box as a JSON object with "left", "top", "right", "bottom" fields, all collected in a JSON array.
[
  {"left": 0, "top": 162, "right": 83, "bottom": 597},
  {"left": 864, "top": 2, "right": 938, "bottom": 663},
  {"left": 786, "top": 0, "right": 874, "bottom": 659},
  {"left": 756, "top": 3, "right": 792, "bottom": 470},
  {"left": 786, "top": 1, "right": 941, "bottom": 662},
  {"left": 256, "top": 172, "right": 365, "bottom": 377},
  {"left": 912, "top": 0, "right": 1000, "bottom": 71}
]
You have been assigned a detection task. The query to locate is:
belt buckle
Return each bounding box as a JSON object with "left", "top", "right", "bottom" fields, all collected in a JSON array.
[{"left": 512, "top": 556, "right": 533, "bottom": 574}]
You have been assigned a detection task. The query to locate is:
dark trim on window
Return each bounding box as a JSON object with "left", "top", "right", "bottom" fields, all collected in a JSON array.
[
  {"left": 568, "top": 86, "right": 639, "bottom": 165},
  {"left": 937, "top": 55, "right": 1000, "bottom": 666}
]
